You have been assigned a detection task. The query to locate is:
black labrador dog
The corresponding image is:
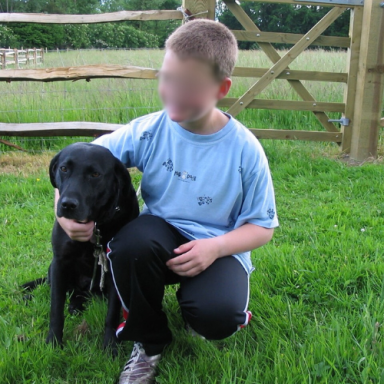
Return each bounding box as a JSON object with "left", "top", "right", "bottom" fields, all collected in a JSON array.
[{"left": 22, "top": 142, "right": 139, "bottom": 355}]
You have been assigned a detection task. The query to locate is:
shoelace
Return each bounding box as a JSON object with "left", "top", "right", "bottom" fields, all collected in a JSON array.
[{"left": 123, "top": 343, "right": 142, "bottom": 372}]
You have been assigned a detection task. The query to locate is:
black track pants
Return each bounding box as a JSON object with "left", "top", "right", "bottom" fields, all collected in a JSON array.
[{"left": 107, "top": 215, "right": 251, "bottom": 356}]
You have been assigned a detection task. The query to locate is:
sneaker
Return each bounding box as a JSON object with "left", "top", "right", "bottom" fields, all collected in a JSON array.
[
  {"left": 118, "top": 342, "right": 161, "bottom": 384},
  {"left": 185, "top": 322, "right": 205, "bottom": 340}
]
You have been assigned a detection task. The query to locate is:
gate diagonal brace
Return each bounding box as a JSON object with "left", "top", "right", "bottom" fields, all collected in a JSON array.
[
  {"left": 223, "top": 0, "right": 345, "bottom": 133},
  {"left": 226, "top": 6, "right": 346, "bottom": 117}
]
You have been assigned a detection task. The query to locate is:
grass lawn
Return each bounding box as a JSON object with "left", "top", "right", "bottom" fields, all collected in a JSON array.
[
  {"left": 1, "top": 140, "right": 384, "bottom": 383},
  {"left": 1, "top": 48, "right": 384, "bottom": 383}
]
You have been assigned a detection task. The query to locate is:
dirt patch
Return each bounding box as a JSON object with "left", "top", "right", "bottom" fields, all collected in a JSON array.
[
  {"left": 0, "top": 152, "right": 52, "bottom": 176},
  {"left": 336, "top": 153, "right": 384, "bottom": 166},
  {"left": 0, "top": 151, "right": 142, "bottom": 178}
]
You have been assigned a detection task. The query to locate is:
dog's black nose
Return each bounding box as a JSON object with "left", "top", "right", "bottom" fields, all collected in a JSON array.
[{"left": 61, "top": 197, "right": 79, "bottom": 211}]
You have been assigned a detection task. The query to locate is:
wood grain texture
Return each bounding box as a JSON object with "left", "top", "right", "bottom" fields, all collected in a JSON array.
[
  {"left": 0, "top": 10, "right": 183, "bottom": 23},
  {"left": 350, "top": 0, "right": 384, "bottom": 160},
  {"left": 0, "top": 65, "right": 158, "bottom": 82}
]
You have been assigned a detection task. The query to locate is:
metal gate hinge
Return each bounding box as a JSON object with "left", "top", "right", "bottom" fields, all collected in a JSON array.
[{"left": 328, "top": 117, "right": 350, "bottom": 126}]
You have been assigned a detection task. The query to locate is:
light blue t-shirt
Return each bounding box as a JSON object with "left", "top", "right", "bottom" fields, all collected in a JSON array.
[{"left": 93, "top": 110, "right": 278, "bottom": 273}]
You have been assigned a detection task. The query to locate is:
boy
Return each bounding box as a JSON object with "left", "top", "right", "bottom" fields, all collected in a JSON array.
[{"left": 56, "top": 19, "right": 278, "bottom": 384}]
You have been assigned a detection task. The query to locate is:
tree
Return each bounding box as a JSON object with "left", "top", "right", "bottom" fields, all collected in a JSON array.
[
  {"left": 217, "top": 1, "right": 350, "bottom": 50},
  {"left": 0, "top": 0, "right": 101, "bottom": 14},
  {"left": 9, "top": 23, "right": 65, "bottom": 49},
  {"left": 98, "top": 0, "right": 181, "bottom": 47},
  {"left": 87, "top": 23, "right": 159, "bottom": 49},
  {"left": 2, "top": 0, "right": 181, "bottom": 49},
  {"left": 0, "top": 25, "right": 18, "bottom": 47}
]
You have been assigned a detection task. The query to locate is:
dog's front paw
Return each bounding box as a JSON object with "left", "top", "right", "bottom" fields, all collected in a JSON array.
[
  {"left": 103, "top": 329, "right": 119, "bottom": 358},
  {"left": 68, "top": 295, "right": 87, "bottom": 315},
  {"left": 46, "top": 330, "right": 63, "bottom": 347}
]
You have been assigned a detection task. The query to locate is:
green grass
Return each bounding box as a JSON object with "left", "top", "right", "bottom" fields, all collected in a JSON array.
[
  {"left": 1, "top": 48, "right": 384, "bottom": 383},
  {"left": 1, "top": 141, "right": 384, "bottom": 383}
]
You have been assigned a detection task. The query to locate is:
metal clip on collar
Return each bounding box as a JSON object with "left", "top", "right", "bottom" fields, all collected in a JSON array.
[{"left": 90, "top": 223, "right": 108, "bottom": 292}]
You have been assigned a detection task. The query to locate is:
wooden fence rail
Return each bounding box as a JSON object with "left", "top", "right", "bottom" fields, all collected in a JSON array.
[
  {"left": 0, "top": 65, "right": 157, "bottom": 82},
  {"left": 0, "top": 10, "right": 183, "bottom": 23},
  {"left": 0, "top": 48, "right": 44, "bottom": 69},
  {"left": 0, "top": 122, "right": 343, "bottom": 143},
  {"left": 0, "top": 64, "right": 348, "bottom": 83}
]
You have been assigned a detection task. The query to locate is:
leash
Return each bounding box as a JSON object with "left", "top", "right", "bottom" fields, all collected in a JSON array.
[
  {"left": 90, "top": 222, "right": 109, "bottom": 292},
  {"left": 89, "top": 204, "right": 121, "bottom": 292}
]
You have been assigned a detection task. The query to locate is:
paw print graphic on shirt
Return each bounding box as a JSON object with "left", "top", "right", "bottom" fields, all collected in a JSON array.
[
  {"left": 162, "top": 159, "right": 174, "bottom": 172},
  {"left": 140, "top": 131, "right": 153, "bottom": 141},
  {"left": 267, "top": 208, "right": 275, "bottom": 220},
  {"left": 197, "top": 196, "right": 213, "bottom": 206}
]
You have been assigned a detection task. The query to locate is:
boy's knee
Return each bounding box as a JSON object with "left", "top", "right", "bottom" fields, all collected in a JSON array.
[{"left": 183, "top": 302, "right": 246, "bottom": 340}]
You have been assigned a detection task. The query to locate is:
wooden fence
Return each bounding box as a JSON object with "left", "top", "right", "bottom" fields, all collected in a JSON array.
[
  {"left": 0, "top": 47, "right": 44, "bottom": 69},
  {"left": 0, "top": 0, "right": 383, "bottom": 161}
]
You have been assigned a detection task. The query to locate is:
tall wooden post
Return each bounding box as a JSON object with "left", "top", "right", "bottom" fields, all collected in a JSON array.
[
  {"left": 341, "top": 7, "right": 363, "bottom": 153},
  {"left": 182, "top": 0, "right": 216, "bottom": 20},
  {"left": 33, "top": 47, "right": 37, "bottom": 66},
  {"left": 350, "top": 0, "right": 384, "bottom": 161},
  {"left": 0, "top": 49, "right": 5, "bottom": 69}
]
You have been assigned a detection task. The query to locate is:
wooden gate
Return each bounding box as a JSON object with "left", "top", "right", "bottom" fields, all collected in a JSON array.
[{"left": 185, "top": 0, "right": 384, "bottom": 161}]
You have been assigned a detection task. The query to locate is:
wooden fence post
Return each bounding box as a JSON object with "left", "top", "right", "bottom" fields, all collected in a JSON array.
[
  {"left": 207, "top": 0, "right": 216, "bottom": 20},
  {"left": 0, "top": 49, "right": 5, "bottom": 69},
  {"left": 33, "top": 47, "right": 37, "bottom": 66},
  {"left": 14, "top": 48, "right": 18, "bottom": 68},
  {"left": 341, "top": 7, "right": 363, "bottom": 153},
  {"left": 182, "top": 0, "right": 216, "bottom": 20},
  {"left": 350, "top": 0, "right": 384, "bottom": 161}
]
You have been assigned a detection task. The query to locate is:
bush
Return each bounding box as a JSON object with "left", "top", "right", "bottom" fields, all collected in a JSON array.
[
  {"left": 0, "top": 24, "right": 19, "bottom": 48},
  {"left": 8, "top": 23, "right": 65, "bottom": 49},
  {"left": 64, "top": 25, "right": 92, "bottom": 49},
  {"left": 88, "top": 23, "right": 159, "bottom": 49}
]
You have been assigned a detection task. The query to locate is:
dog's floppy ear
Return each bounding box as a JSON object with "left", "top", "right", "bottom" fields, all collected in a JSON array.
[
  {"left": 49, "top": 151, "right": 61, "bottom": 188},
  {"left": 113, "top": 157, "right": 132, "bottom": 191}
]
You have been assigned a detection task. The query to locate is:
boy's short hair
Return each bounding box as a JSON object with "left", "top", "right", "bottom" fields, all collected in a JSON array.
[{"left": 165, "top": 19, "right": 238, "bottom": 81}]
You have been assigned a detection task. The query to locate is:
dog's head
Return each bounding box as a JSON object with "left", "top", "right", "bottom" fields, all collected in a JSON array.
[{"left": 50, "top": 142, "right": 133, "bottom": 223}]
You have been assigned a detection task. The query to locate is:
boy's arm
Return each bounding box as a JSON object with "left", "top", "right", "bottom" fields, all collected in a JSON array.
[
  {"left": 54, "top": 189, "right": 94, "bottom": 242},
  {"left": 166, "top": 223, "right": 274, "bottom": 277}
]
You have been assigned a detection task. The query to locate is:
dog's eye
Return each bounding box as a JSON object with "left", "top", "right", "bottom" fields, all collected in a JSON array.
[
  {"left": 91, "top": 172, "right": 100, "bottom": 178},
  {"left": 60, "top": 166, "right": 68, "bottom": 173}
]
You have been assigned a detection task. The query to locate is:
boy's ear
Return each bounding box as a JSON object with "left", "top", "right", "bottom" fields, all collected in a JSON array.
[{"left": 217, "top": 77, "right": 232, "bottom": 100}]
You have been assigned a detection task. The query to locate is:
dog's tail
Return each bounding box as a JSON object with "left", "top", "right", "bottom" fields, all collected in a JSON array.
[{"left": 21, "top": 277, "right": 47, "bottom": 292}]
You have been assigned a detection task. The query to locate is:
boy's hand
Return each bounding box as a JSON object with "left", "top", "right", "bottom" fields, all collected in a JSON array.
[
  {"left": 57, "top": 216, "right": 94, "bottom": 242},
  {"left": 166, "top": 224, "right": 274, "bottom": 277},
  {"left": 55, "top": 189, "right": 93, "bottom": 242},
  {"left": 166, "top": 238, "right": 221, "bottom": 277}
]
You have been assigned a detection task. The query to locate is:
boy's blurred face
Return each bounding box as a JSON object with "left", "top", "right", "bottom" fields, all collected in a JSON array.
[{"left": 158, "top": 50, "right": 226, "bottom": 124}]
